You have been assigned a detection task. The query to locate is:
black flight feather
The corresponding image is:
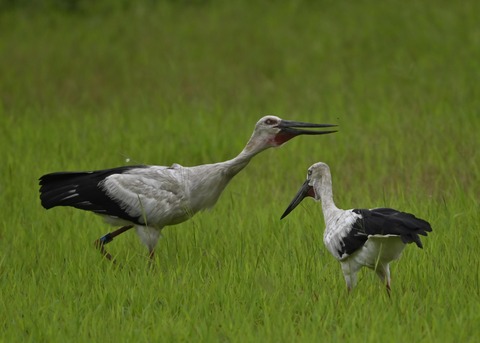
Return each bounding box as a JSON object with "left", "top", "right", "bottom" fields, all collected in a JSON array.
[
  {"left": 338, "top": 208, "right": 432, "bottom": 257},
  {"left": 39, "top": 165, "right": 148, "bottom": 224}
]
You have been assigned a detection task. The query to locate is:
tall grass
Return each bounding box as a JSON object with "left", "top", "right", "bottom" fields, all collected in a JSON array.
[{"left": 1, "top": 1, "right": 479, "bottom": 342}]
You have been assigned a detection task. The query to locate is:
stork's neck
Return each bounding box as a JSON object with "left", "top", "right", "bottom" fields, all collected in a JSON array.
[
  {"left": 317, "top": 169, "right": 339, "bottom": 217},
  {"left": 221, "top": 135, "right": 271, "bottom": 177}
]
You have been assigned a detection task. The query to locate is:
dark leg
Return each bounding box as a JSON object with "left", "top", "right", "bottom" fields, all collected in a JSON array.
[
  {"left": 94, "top": 225, "right": 134, "bottom": 261},
  {"left": 146, "top": 248, "right": 156, "bottom": 268}
]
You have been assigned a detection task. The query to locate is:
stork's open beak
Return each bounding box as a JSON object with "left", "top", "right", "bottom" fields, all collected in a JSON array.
[
  {"left": 280, "top": 179, "right": 314, "bottom": 219},
  {"left": 275, "top": 120, "right": 337, "bottom": 145}
]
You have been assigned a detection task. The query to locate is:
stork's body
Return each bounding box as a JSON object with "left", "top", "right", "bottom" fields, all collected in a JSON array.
[
  {"left": 39, "top": 116, "right": 336, "bottom": 260},
  {"left": 281, "top": 162, "right": 432, "bottom": 293}
]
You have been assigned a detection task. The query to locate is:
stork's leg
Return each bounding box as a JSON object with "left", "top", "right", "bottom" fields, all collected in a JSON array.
[
  {"left": 135, "top": 226, "right": 162, "bottom": 261},
  {"left": 375, "top": 264, "right": 392, "bottom": 297},
  {"left": 344, "top": 275, "right": 356, "bottom": 293},
  {"left": 341, "top": 261, "right": 360, "bottom": 293},
  {"left": 94, "top": 225, "right": 134, "bottom": 261}
]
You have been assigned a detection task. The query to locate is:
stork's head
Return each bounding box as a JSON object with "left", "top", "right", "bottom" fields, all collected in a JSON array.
[
  {"left": 250, "top": 115, "right": 337, "bottom": 150},
  {"left": 280, "top": 162, "right": 330, "bottom": 219}
]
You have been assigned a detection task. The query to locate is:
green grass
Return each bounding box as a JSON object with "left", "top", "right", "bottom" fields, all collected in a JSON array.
[{"left": 1, "top": 1, "right": 479, "bottom": 341}]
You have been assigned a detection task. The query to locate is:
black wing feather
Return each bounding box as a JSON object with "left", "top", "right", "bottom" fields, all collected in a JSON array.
[
  {"left": 337, "top": 227, "right": 369, "bottom": 257},
  {"left": 39, "top": 165, "right": 148, "bottom": 224},
  {"left": 351, "top": 208, "right": 432, "bottom": 249}
]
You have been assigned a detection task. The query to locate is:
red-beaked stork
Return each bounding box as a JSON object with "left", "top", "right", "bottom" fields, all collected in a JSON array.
[
  {"left": 39, "top": 116, "right": 336, "bottom": 261},
  {"left": 281, "top": 162, "right": 432, "bottom": 294}
]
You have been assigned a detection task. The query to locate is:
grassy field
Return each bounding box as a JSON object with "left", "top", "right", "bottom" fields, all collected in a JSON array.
[{"left": 1, "top": 0, "right": 479, "bottom": 341}]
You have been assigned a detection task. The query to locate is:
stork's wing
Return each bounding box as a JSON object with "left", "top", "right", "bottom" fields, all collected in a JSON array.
[
  {"left": 101, "top": 166, "right": 189, "bottom": 226},
  {"left": 335, "top": 224, "right": 370, "bottom": 258},
  {"left": 352, "top": 208, "right": 432, "bottom": 248},
  {"left": 39, "top": 165, "right": 189, "bottom": 226},
  {"left": 39, "top": 165, "right": 149, "bottom": 224}
]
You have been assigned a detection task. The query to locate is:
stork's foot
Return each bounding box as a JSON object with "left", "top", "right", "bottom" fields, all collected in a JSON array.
[
  {"left": 94, "top": 238, "right": 115, "bottom": 261},
  {"left": 386, "top": 283, "right": 391, "bottom": 298},
  {"left": 94, "top": 225, "right": 134, "bottom": 262},
  {"left": 146, "top": 249, "right": 156, "bottom": 269}
]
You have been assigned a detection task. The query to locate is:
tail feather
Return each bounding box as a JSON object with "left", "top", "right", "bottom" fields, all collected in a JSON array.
[
  {"left": 40, "top": 171, "right": 96, "bottom": 209},
  {"left": 39, "top": 165, "right": 147, "bottom": 223}
]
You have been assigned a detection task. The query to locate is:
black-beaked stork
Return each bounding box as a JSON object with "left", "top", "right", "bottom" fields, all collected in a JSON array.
[
  {"left": 39, "top": 116, "right": 336, "bottom": 261},
  {"left": 281, "top": 162, "right": 432, "bottom": 294}
]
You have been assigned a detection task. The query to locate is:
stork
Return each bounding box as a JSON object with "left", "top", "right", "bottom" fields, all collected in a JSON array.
[
  {"left": 39, "top": 115, "right": 336, "bottom": 261},
  {"left": 281, "top": 162, "right": 432, "bottom": 294}
]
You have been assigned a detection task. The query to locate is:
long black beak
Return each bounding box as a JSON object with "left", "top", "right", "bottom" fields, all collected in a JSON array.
[
  {"left": 278, "top": 120, "right": 337, "bottom": 136},
  {"left": 275, "top": 120, "right": 337, "bottom": 145},
  {"left": 280, "top": 179, "right": 313, "bottom": 219}
]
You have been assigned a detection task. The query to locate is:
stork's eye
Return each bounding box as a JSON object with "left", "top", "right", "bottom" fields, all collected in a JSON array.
[{"left": 265, "top": 118, "right": 277, "bottom": 125}]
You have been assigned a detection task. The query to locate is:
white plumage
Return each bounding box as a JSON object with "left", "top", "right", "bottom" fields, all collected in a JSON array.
[
  {"left": 39, "top": 115, "right": 336, "bottom": 260},
  {"left": 281, "top": 162, "right": 432, "bottom": 294}
]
